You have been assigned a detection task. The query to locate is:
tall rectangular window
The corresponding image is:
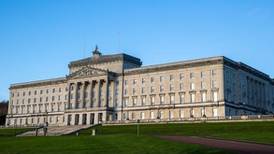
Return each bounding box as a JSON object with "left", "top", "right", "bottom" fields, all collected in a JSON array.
[
  {"left": 201, "top": 92, "right": 207, "bottom": 102},
  {"left": 190, "top": 93, "right": 196, "bottom": 103},
  {"left": 160, "top": 95, "right": 165, "bottom": 104},
  {"left": 170, "top": 94, "right": 175, "bottom": 104},
  {"left": 213, "top": 91, "right": 218, "bottom": 102},
  {"left": 180, "top": 93, "right": 185, "bottom": 104},
  {"left": 150, "top": 96, "right": 155, "bottom": 105},
  {"left": 190, "top": 83, "right": 195, "bottom": 90}
]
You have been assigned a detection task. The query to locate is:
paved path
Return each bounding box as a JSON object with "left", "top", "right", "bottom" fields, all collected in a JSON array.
[{"left": 159, "top": 136, "right": 274, "bottom": 154}]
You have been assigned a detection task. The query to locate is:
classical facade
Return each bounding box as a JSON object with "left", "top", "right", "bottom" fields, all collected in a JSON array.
[{"left": 6, "top": 47, "right": 274, "bottom": 126}]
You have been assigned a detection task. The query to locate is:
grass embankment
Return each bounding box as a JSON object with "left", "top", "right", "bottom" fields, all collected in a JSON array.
[
  {"left": 0, "top": 135, "right": 230, "bottom": 154},
  {"left": 80, "top": 121, "right": 274, "bottom": 144},
  {"left": 0, "top": 128, "right": 31, "bottom": 137}
]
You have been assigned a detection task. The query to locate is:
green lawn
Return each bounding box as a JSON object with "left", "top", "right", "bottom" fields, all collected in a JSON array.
[
  {"left": 0, "top": 128, "right": 32, "bottom": 137},
  {"left": 0, "top": 135, "right": 230, "bottom": 154},
  {"left": 80, "top": 121, "right": 274, "bottom": 144},
  {"left": 1, "top": 121, "right": 274, "bottom": 154}
]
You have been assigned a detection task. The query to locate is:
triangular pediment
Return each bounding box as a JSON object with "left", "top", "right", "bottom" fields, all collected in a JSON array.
[{"left": 67, "top": 66, "right": 108, "bottom": 79}]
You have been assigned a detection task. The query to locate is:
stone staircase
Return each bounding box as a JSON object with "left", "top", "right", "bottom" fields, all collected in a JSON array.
[{"left": 17, "top": 125, "right": 93, "bottom": 136}]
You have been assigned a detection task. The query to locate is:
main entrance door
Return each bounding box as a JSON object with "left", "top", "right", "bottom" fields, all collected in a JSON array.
[
  {"left": 82, "top": 114, "right": 87, "bottom": 125},
  {"left": 90, "top": 113, "right": 94, "bottom": 124}
]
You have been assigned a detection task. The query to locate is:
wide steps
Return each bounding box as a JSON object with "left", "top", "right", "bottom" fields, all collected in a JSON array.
[{"left": 17, "top": 125, "right": 92, "bottom": 136}]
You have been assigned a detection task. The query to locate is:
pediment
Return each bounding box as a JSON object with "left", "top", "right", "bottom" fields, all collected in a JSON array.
[{"left": 67, "top": 66, "right": 108, "bottom": 79}]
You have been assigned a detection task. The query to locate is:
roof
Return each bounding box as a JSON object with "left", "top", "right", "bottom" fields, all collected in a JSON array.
[
  {"left": 69, "top": 53, "right": 142, "bottom": 68},
  {"left": 125, "top": 56, "right": 272, "bottom": 82},
  {"left": 10, "top": 77, "right": 66, "bottom": 89}
]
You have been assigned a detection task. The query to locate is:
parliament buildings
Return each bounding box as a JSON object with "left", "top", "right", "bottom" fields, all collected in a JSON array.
[{"left": 6, "top": 47, "right": 274, "bottom": 126}]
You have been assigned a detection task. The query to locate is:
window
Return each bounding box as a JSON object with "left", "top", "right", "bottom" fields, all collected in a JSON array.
[
  {"left": 213, "top": 108, "right": 218, "bottom": 117},
  {"left": 180, "top": 93, "right": 185, "bottom": 104},
  {"left": 160, "top": 85, "right": 164, "bottom": 92},
  {"left": 124, "top": 80, "right": 128, "bottom": 86},
  {"left": 201, "top": 92, "right": 207, "bottom": 102},
  {"left": 23, "top": 92, "right": 25, "bottom": 96},
  {"left": 201, "top": 82, "right": 206, "bottom": 89},
  {"left": 190, "top": 93, "right": 196, "bottom": 103},
  {"left": 133, "top": 79, "right": 137, "bottom": 85},
  {"left": 40, "top": 90, "right": 43, "bottom": 94},
  {"left": 170, "top": 75, "right": 174, "bottom": 81},
  {"left": 211, "top": 69, "right": 217, "bottom": 76},
  {"left": 150, "top": 86, "right": 155, "bottom": 93},
  {"left": 142, "top": 78, "right": 145, "bottom": 84},
  {"left": 123, "top": 98, "right": 129, "bottom": 107},
  {"left": 52, "top": 88, "right": 55, "bottom": 93},
  {"left": 141, "top": 96, "right": 146, "bottom": 106},
  {"left": 213, "top": 91, "right": 218, "bottom": 102},
  {"left": 170, "top": 94, "right": 175, "bottom": 104},
  {"left": 132, "top": 97, "right": 137, "bottom": 106},
  {"left": 201, "top": 71, "right": 206, "bottom": 78},
  {"left": 170, "top": 84, "right": 174, "bottom": 91},
  {"left": 150, "top": 112, "right": 154, "bottom": 119},
  {"left": 180, "top": 83, "right": 184, "bottom": 91},
  {"left": 124, "top": 89, "right": 128, "bottom": 95},
  {"left": 179, "top": 109, "right": 184, "bottom": 118},
  {"left": 140, "top": 112, "right": 145, "bottom": 120},
  {"left": 150, "top": 77, "right": 154, "bottom": 83},
  {"left": 201, "top": 107, "right": 205, "bottom": 117},
  {"left": 212, "top": 80, "right": 217, "bottom": 88},
  {"left": 59, "top": 88, "right": 62, "bottom": 92},
  {"left": 132, "top": 88, "right": 136, "bottom": 95},
  {"left": 160, "top": 76, "right": 164, "bottom": 82},
  {"left": 190, "top": 83, "right": 195, "bottom": 90},
  {"left": 141, "top": 87, "right": 145, "bottom": 94},
  {"left": 190, "top": 108, "right": 194, "bottom": 117},
  {"left": 150, "top": 95, "right": 155, "bottom": 105},
  {"left": 180, "top": 73, "right": 184, "bottom": 80},
  {"left": 52, "top": 96, "right": 55, "bottom": 101},
  {"left": 160, "top": 95, "right": 165, "bottom": 104},
  {"left": 28, "top": 91, "right": 31, "bottom": 96},
  {"left": 34, "top": 98, "right": 36, "bottom": 103},
  {"left": 34, "top": 90, "right": 37, "bottom": 95},
  {"left": 169, "top": 111, "right": 174, "bottom": 119},
  {"left": 46, "top": 97, "right": 48, "bottom": 102},
  {"left": 190, "top": 72, "right": 195, "bottom": 79}
]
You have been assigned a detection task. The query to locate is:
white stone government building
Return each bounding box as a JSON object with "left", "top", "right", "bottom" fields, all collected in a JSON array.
[{"left": 6, "top": 47, "right": 274, "bottom": 126}]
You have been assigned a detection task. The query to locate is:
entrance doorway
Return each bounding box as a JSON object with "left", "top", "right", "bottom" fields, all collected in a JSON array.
[
  {"left": 82, "top": 114, "right": 87, "bottom": 125},
  {"left": 90, "top": 113, "right": 94, "bottom": 124},
  {"left": 75, "top": 114, "right": 79, "bottom": 125},
  {"left": 67, "top": 115, "right": 72, "bottom": 126}
]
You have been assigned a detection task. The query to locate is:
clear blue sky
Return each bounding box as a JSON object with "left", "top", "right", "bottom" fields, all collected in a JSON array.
[{"left": 1, "top": 0, "right": 274, "bottom": 100}]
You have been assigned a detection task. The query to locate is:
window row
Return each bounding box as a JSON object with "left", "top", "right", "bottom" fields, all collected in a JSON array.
[
  {"left": 124, "top": 81, "right": 218, "bottom": 95},
  {"left": 11, "top": 87, "right": 68, "bottom": 98},
  {"left": 122, "top": 108, "right": 219, "bottom": 120},
  {"left": 123, "top": 91, "right": 219, "bottom": 107},
  {"left": 11, "top": 95, "right": 68, "bottom": 105},
  {"left": 124, "top": 70, "right": 217, "bottom": 86}
]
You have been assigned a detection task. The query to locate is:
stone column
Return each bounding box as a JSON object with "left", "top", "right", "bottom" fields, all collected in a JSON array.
[
  {"left": 89, "top": 80, "right": 94, "bottom": 108},
  {"left": 86, "top": 113, "right": 91, "bottom": 125},
  {"left": 105, "top": 78, "right": 109, "bottom": 107},
  {"left": 97, "top": 80, "right": 101, "bottom": 107},
  {"left": 81, "top": 82, "right": 86, "bottom": 108},
  {"left": 72, "top": 83, "right": 77, "bottom": 109},
  {"left": 67, "top": 83, "right": 71, "bottom": 109},
  {"left": 79, "top": 114, "right": 83, "bottom": 125}
]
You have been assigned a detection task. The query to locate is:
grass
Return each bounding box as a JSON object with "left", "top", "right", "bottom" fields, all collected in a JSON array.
[
  {"left": 80, "top": 121, "right": 274, "bottom": 144},
  {"left": 0, "top": 135, "right": 230, "bottom": 154},
  {"left": 0, "top": 128, "right": 32, "bottom": 137},
  {"left": 1, "top": 121, "right": 274, "bottom": 154}
]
